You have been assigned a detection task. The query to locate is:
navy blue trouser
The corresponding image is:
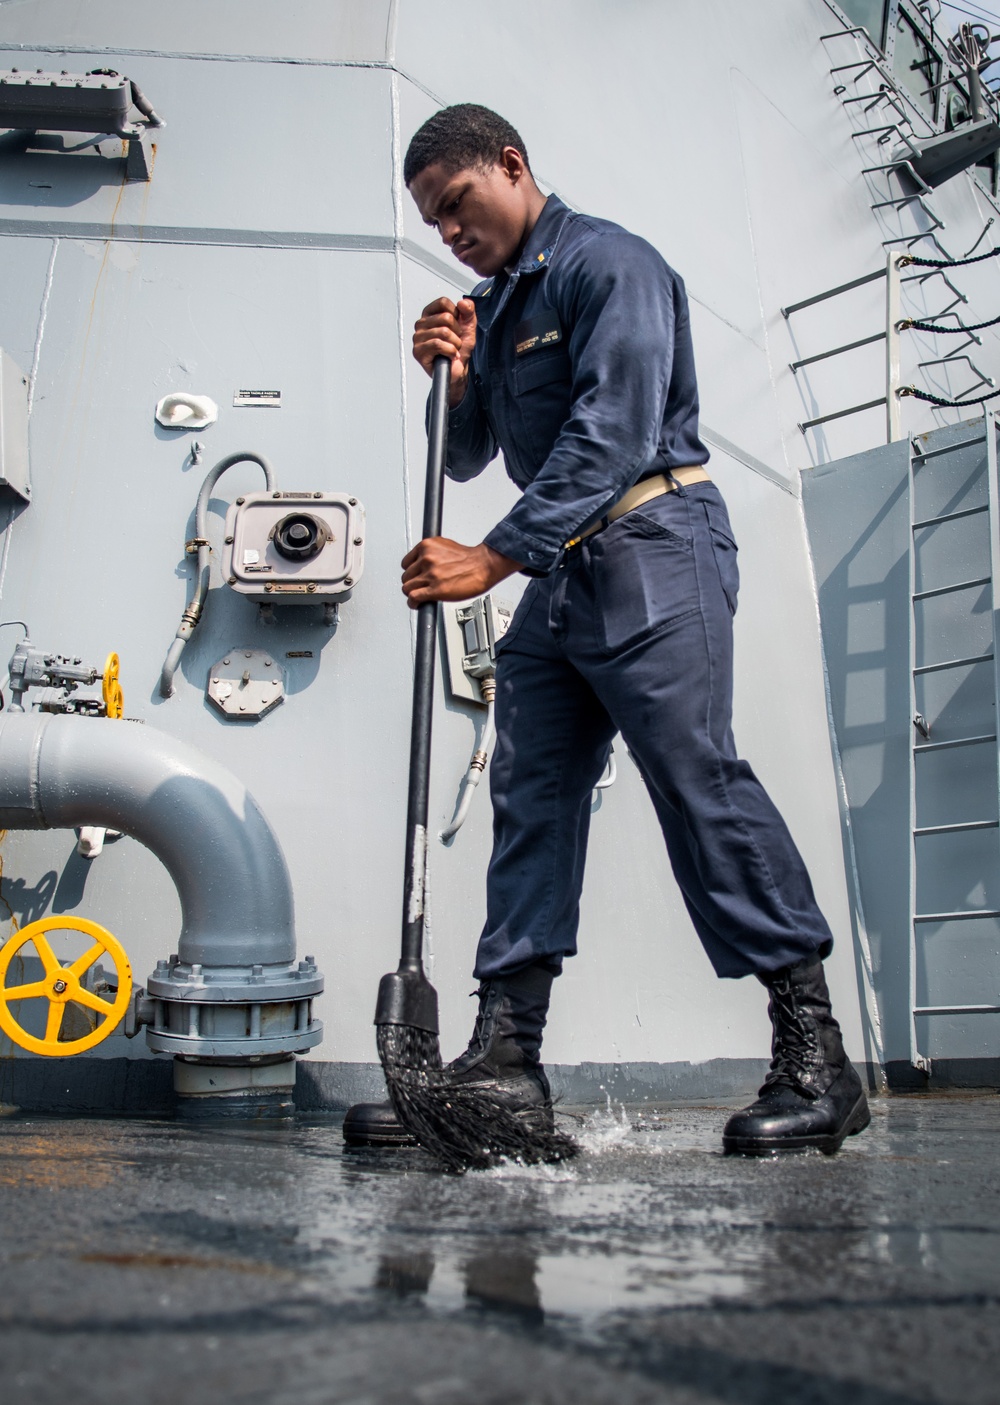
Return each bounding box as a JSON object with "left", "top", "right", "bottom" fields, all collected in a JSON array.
[{"left": 474, "top": 481, "right": 833, "bottom": 982}]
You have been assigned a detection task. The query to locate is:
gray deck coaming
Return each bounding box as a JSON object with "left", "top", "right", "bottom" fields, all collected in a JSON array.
[{"left": 2, "top": 1055, "right": 998, "bottom": 1115}]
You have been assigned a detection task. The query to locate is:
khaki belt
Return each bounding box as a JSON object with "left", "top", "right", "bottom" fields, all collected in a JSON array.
[{"left": 565, "top": 467, "right": 712, "bottom": 549}]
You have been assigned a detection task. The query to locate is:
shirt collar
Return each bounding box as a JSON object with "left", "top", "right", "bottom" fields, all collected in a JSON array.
[
  {"left": 474, "top": 195, "right": 571, "bottom": 300},
  {"left": 513, "top": 193, "right": 570, "bottom": 276}
]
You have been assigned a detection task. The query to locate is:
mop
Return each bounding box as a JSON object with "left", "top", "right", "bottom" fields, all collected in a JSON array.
[{"left": 374, "top": 356, "right": 579, "bottom": 1173}]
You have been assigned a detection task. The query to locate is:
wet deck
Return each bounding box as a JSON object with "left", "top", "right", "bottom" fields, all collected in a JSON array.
[{"left": 0, "top": 1092, "right": 997, "bottom": 1404}]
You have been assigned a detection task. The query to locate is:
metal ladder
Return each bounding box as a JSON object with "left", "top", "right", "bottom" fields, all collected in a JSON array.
[{"left": 907, "top": 410, "right": 1000, "bottom": 1072}]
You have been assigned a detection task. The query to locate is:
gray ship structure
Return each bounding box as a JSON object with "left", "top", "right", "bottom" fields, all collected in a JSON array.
[{"left": 0, "top": 0, "right": 997, "bottom": 1116}]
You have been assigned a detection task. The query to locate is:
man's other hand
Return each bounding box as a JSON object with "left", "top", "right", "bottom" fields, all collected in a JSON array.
[
  {"left": 412, "top": 297, "right": 477, "bottom": 408},
  {"left": 401, "top": 538, "right": 521, "bottom": 607}
]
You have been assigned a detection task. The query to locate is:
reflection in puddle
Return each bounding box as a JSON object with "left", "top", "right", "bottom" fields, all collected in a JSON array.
[
  {"left": 298, "top": 1097, "right": 1000, "bottom": 1344},
  {"left": 354, "top": 1107, "right": 752, "bottom": 1328}
]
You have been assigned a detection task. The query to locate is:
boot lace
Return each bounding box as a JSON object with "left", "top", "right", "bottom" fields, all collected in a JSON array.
[
  {"left": 762, "top": 978, "right": 820, "bottom": 1093},
  {"left": 465, "top": 982, "right": 499, "bottom": 1058}
]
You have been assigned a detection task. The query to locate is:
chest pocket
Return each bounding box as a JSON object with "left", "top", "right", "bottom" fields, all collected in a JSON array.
[
  {"left": 511, "top": 350, "right": 573, "bottom": 466},
  {"left": 513, "top": 349, "right": 571, "bottom": 395}
]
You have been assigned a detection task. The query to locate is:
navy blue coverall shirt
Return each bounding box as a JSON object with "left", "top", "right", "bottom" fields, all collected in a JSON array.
[{"left": 443, "top": 194, "right": 833, "bottom": 982}]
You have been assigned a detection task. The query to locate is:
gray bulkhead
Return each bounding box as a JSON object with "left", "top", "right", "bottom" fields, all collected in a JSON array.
[{"left": 0, "top": 0, "right": 997, "bottom": 1108}]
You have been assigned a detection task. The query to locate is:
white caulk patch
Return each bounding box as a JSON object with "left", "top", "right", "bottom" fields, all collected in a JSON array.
[{"left": 406, "top": 824, "right": 427, "bottom": 924}]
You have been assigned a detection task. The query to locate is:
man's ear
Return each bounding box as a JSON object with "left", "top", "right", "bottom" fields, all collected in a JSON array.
[{"left": 500, "top": 146, "right": 527, "bottom": 184}]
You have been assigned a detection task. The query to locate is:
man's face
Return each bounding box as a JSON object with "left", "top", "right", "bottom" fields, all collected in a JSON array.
[{"left": 409, "top": 153, "right": 532, "bottom": 278}]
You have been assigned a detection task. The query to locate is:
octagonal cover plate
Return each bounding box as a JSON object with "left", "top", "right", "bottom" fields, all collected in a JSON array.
[{"left": 207, "top": 649, "right": 285, "bottom": 720}]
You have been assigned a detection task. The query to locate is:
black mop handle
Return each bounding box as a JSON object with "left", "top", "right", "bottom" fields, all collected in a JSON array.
[{"left": 400, "top": 355, "right": 450, "bottom": 968}]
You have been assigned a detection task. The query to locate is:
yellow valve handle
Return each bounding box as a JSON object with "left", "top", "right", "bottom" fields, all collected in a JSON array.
[
  {"left": 102, "top": 651, "right": 123, "bottom": 719},
  {"left": 0, "top": 917, "right": 132, "bottom": 1057}
]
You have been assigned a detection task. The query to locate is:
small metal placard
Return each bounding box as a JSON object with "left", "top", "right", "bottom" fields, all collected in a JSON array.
[
  {"left": 233, "top": 389, "right": 282, "bottom": 408},
  {"left": 207, "top": 649, "right": 285, "bottom": 721}
]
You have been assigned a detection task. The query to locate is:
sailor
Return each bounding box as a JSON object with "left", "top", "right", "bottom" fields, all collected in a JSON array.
[{"left": 399, "top": 104, "right": 869, "bottom": 1154}]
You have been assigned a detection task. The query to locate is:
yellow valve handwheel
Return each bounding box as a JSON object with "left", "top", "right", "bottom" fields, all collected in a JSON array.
[
  {"left": 0, "top": 917, "right": 132, "bottom": 1057},
  {"left": 102, "top": 651, "right": 123, "bottom": 720}
]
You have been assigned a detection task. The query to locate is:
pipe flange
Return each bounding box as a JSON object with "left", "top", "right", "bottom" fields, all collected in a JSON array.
[
  {"left": 146, "top": 1023, "right": 323, "bottom": 1058},
  {"left": 146, "top": 957, "right": 323, "bottom": 1004}
]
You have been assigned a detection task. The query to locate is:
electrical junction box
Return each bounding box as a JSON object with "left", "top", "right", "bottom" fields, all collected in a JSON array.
[
  {"left": 0, "top": 68, "right": 133, "bottom": 135},
  {"left": 0, "top": 350, "right": 30, "bottom": 502},
  {"left": 221, "top": 491, "right": 364, "bottom": 603},
  {"left": 442, "top": 594, "right": 513, "bottom": 706}
]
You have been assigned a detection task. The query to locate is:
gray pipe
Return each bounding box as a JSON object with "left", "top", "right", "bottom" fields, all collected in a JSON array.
[
  {"left": 0, "top": 711, "right": 294, "bottom": 968},
  {"left": 159, "top": 451, "right": 276, "bottom": 698}
]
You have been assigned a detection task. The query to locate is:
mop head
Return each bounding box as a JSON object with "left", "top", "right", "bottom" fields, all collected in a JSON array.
[{"left": 377, "top": 1023, "right": 579, "bottom": 1173}]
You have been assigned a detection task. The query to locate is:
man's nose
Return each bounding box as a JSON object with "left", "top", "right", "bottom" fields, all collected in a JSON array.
[{"left": 439, "top": 217, "right": 460, "bottom": 247}]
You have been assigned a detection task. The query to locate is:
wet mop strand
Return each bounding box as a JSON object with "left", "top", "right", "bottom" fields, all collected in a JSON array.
[{"left": 377, "top": 1024, "right": 579, "bottom": 1173}]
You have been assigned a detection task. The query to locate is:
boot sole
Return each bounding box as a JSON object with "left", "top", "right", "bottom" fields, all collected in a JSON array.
[
  {"left": 722, "top": 1093, "right": 871, "bottom": 1157},
  {"left": 343, "top": 1128, "right": 419, "bottom": 1148}
]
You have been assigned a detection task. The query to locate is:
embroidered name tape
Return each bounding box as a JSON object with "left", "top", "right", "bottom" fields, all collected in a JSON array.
[{"left": 514, "top": 311, "right": 563, "bottom": 356}]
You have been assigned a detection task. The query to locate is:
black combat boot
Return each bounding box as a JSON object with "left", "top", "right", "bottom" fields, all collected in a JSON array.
[
  {"left": 342, "top": 962, "right": 556, "bottom": 1148},
  {"left": 722, "top": 953, "right": 870, "bottom": 1155},
  {"left": 442, "top": 961, "right": 556, "bottom": 1131}
]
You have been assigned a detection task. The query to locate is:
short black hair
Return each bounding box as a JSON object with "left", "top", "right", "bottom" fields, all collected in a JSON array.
[{"left": 403, "top": 103, "right": 530, "bottom": 186}]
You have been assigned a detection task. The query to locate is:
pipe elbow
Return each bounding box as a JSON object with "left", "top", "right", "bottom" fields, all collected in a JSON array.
[{"left": 0, "top": 713, "right": 294, "bottom": 968}]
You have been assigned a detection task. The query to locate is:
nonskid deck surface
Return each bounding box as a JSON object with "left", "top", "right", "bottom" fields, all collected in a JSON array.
[{"left": 0, "top": 1093, "right": 996, "bottom": 1405}]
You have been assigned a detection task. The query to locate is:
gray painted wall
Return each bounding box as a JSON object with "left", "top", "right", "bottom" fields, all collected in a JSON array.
[{"left": 0, "top": 0, "right": 998, "bottom": 1100}]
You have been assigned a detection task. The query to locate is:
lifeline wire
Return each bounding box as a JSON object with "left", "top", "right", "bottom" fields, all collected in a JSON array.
[
  {"left": 900, "top": 382, "right": 1000, "bottom": 406},
  {"left": 899, "top": 246, "right": 1000, "bottom": 268},
  {"left": 902, "top": 311, "right": 1000, "bottom": 332}
]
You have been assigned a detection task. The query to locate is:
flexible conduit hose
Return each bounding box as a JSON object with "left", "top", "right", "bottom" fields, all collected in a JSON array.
[
  {"left": 129, "top": 80, "right": 165, "bottom": 127},
  {"left": 439, "top": 676, "right": 496, "bottom": 842},
  {"left": 159, "top": 452, "right": 276, "bottom": 698},
  {"left": 594, "top": 745, "right": 617, "bottom": 791}
]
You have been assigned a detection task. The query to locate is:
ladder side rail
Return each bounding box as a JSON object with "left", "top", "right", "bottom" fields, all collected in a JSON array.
[
  {"left": 907, "top": 436, "right": 929, "bottom": 1074},
  {"left": 984, "top": 406, "right": 1000, "bottom": 895}
]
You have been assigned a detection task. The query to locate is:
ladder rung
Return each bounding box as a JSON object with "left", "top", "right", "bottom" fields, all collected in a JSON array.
[
  {"left": 915, "top": 733, "right": 997, "bottom": 753},
  {"left": 914, "top": 820, "right": 999, "bottom": 836},
  {"left": 914, "top": 652, "right": 994, "bottom": 676},
  {"left": 913, "top": 575, "right": 991, "bottom": 601},
  {"left": 911, "top": 433, "right": 986, "bottom": 462},
  {"left": 914, "top": 909, "right": 1000, "bottom": 923},
  {"left": 914, "top": 1004, "right": 1000, "bottom": 1015},
  {"left": 912, "top": 503, "right": 988, "bottom": 530}
]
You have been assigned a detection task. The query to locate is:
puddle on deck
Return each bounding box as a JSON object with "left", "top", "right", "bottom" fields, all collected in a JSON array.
[{"left": 1, "top": 1095, "right": 998, "bottom": 1404}]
